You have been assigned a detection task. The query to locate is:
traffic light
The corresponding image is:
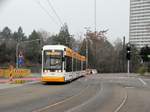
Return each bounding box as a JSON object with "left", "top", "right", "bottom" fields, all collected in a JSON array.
[{"left": 126, "top": 45, "right": 131, "bottom": 60}]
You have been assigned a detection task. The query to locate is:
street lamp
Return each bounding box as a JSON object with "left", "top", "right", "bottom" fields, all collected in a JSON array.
[
  {"left": 16, "top": 39, "right": 41, "bottom": 69},
  {"left": 84, "top": 27, "right": 91, "bottom": 69},
  {"left": 86, "top": 36, "right": 88, "bottom": 69},
  {"left": 94, "top": 0, "right": 97, "bottom": 32}
]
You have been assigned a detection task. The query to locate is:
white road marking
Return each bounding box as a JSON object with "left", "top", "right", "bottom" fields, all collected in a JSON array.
[
  {"left": 138, "top": 78, "right": 147, "bottom": 86},
  {"left": 114, "top": 90, "right": 128, "bottom": 112}
]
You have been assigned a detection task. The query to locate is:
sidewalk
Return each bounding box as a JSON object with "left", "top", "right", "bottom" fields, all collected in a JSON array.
[
  {"left": 0, "top": 73, "right": 41, "bottom": 83},
  {"left": 0, "top": 83, "right": 21, "bottom": 90},
  {"left": 0, "top": 73, "right": 41, "bottom": 90},
  {"left": 0, "top": 77, "right": 41, "bottom": 83},
  {"left": 0, "top": 78, "right": 41, "bottom": 90}
]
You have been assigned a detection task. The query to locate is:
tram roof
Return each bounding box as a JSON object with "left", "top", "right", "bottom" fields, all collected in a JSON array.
[
  {"left": 43, "top": 45, "right": 86, "bottom": 61},
  {"left": 43, "top": 45, "right": 67, "bottom": 51}
]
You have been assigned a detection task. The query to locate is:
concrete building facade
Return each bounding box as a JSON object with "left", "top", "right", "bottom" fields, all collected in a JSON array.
[{"left": 130, "top": 0, "right": 150, "bottom": 49}]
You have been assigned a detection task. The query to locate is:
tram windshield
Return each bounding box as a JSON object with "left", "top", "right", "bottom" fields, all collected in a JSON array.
[{"left": 43, "top": 50, "right": 63, "bottom": 70}]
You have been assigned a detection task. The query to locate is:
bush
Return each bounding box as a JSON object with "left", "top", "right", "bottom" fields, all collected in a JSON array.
[{"left": 137, "top": 66, "right": 147, "bottom": 76}]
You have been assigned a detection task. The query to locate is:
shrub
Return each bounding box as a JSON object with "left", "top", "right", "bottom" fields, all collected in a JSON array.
[{"left": 137, "top": 66, "right": 147, "bottom": 76}]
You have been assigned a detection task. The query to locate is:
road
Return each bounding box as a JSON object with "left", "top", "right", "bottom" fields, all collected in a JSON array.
[{"left": 0, "top": 73, "right": 150, "bottom": 112}]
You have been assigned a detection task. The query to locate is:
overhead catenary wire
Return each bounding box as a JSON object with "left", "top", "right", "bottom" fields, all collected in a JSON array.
[
  {"left": 35, "top": 0, "right": 59, "bottom": 26},
  {"left": 46, "top": 0, "right": 63, "bottom": 25}
]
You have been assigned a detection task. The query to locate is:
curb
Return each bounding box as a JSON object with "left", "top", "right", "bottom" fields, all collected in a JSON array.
[{"left": 0, "top": 80, "right": 41, "bottom": 90}]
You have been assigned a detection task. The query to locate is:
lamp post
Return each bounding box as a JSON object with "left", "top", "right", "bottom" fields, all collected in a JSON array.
[
  {"left": 84, "top": 27, "right": 91, "bottom": 69},
  {"left": 86, "top": 37, "right": 88, "bottom": 69},
  {"left": 16, "top": 39, "right": 41, "bottom": 69},
  {"left": 16, "top": 43, "right": 19, "bottom": 69},
  {"left": 94, "top": 0, "right": 97, "bottom": 32}
]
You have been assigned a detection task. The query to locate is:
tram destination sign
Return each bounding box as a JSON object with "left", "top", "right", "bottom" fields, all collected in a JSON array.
[{"left": 45, "top": 51, "right": 62, "bottom": 56}]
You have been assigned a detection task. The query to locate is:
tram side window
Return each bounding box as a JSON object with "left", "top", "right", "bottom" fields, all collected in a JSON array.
[
  {"left": 73, "top": 58, "right": 76, "bottom": 71},
  {"left": 66, "top": 56, "right": 72, "bottom": 72},
  {"left": 77, "top": 60, "right": 81, "bottom": 71},
  {"left": 83, "top": 61, "right": 86, "bottom": 70}
]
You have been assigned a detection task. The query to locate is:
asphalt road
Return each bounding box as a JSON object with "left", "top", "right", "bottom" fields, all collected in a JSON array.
[{"left": 1, "top": 73, "right": 150, "bottom": 112}]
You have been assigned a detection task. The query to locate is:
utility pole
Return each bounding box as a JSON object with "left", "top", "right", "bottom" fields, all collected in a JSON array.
[
  {"left": 123, "top": 36, "right": 125, "bottom": 72},
  {"left": 84, "top": 27, "right": 90, "bottom": 69},
  {"left": 94, "top": 0, "right": 97, "bottom": 32},
  {"left": 127, "top": 60, "right": 130, "bottom": 74},
  {"left": 16, "top": 43, "right": 19, "bottom": 69},
  {"left": 86, "top": 37, "right": 88, "bottom": 69},
  {"left": 94, "top": 0, "right": 97, "bottom": 69},
  {"left": 95, "top": 33, "right": 97, "bottom": 69}
]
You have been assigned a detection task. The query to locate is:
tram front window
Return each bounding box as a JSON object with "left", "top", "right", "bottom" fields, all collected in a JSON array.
[{"left": 44, "top": 51, "right": 63, "bottom": 70}]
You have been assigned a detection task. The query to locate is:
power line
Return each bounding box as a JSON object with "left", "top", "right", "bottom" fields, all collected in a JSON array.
[
  {"left": 35, "top": 0, "right": 59, "bottom": 26},
  {"left": 46, "top": 0, "right": 63, "bottom": 25}
]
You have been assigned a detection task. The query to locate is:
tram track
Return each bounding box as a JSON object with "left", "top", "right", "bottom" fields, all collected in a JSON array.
[
  {"left": 32, "top": 82, "right": 101, "bottom": 112},
  {"left": 113, "top": 88, "right": 128, "bottom": 112},
  {"left": 32, "top": 86, "right": 89, "bottom": 112},
  {"left": 33, "top": 80, "right": 129, "bottom": 112},
  {"left": 1, "top": 73, "right": 149, "bottom": 112},
  {"left": 115, "top": 86, "right": 150, "bottom": 112},
  {"left": 0, "top": 79, "right": 91, "bottom": 112}
]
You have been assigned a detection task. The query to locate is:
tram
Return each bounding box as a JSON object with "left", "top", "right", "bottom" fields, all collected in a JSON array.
[{"left": 41, "top": 45, "right": 86, "bottom": 82}]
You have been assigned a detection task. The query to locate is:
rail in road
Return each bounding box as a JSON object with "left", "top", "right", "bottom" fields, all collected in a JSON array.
[
  {"left": 32, "top": 84, "right": 94, "bottom": 112},
  {"left": 32, "top": 80, "right": 127, "bottom": 112},
  {"left": 0, "top": 73, "right": 150, "bottom": 112}
]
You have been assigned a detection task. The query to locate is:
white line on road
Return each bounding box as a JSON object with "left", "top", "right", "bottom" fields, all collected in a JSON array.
[
  {"left": 114, "top": 90, "right": 128, "bottom": 112},
  {"left": 138, "top": 78, "right": 147, "bottom": 86}
]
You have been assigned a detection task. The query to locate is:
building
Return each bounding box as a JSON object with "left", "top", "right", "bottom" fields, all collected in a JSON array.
[{"left": 130, "top": 0, "right": 150, "bottom": 49}]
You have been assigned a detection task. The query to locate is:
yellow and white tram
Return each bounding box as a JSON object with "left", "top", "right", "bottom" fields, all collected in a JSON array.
[{"left": 41, "top": 45, "right": 86, "bottom": 82}]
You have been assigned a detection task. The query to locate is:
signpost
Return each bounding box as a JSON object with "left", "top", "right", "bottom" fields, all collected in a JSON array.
[
  {"left": 16, "top": 39, "right": 41, "bottom": 69},
  {"left": 18, "top": 53, "right": 24, "bottom": 67}
]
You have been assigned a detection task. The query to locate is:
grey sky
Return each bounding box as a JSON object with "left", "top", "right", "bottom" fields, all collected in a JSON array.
[{"left": 0, "top": 0, "right": 129, "bottom": 43}]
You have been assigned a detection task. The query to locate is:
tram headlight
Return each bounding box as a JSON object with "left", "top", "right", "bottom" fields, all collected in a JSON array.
[
  {"left": 44, "top": 70, "right": 51, "bottom": 73},
  {"left": 55, "top": 70, "right": 62, "bottom": 72}
]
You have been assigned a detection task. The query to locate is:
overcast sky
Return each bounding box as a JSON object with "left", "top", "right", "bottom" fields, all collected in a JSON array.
[{"left": 0, "top": 0, "right": 129, "bottom": 43}]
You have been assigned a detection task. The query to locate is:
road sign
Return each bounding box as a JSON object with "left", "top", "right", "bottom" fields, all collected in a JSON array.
[
  {"left": 74, "top": 47, "right": 79, "bottom": 52},
  {"left": 18, "top": 52, "right": 24, "bottom": 66},
  {"left": 18, "top": 57, "right": 24, "bottom": 66}
]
